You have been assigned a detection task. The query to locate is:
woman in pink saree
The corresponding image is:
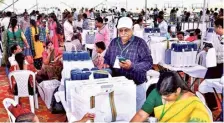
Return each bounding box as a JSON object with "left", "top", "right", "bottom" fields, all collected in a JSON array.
[{"left": 48, "top": 13, "right": 60, "bottom": 49}]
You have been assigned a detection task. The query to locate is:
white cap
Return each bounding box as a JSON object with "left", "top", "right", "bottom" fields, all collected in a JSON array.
[{"left": 117, "top": 17, "right": 133, "bottom": 29}]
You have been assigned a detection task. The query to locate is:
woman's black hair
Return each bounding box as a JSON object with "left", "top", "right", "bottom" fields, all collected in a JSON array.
[
  {"left": 156, "top": 71, "right": 191, "bottom": 95},
  {"left": 83, "top": 13, "right": 87, "bottom": 19},
  {"left": 46, "top": 41, "right": 53, "bottom": 49},
  {"left": 15, "top": 52, "right": 25, "bottom": 70},
  {"left": 9, "top": 17, "right": 18, "bottom": 40},
  {"left": 37, "top": 14, "right": 42, "bottom": 20},
  {"left": 136, "top": 17, "right": 143, "bottom": 24},
  {"left": 215, "top": 18, "right": 224, "bottom": 28},
  {"left": 195, "top": 28, "right": 201, "bottom": 35},
  {"left": 30, "top": 19, "right": 39, "bottom": 41},
  {"left": 50, "top": 13, "right": 58, "bottom": 22}
]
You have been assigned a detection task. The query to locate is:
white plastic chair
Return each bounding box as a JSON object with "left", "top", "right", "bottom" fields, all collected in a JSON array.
[
  {"left": 2, "top": 98, "right": 17, "bottom": 123},
  {"left": 64, "top": 42, "right": 77, "bottom": 52},
  {"left": 196, "top": 91, "right": 213, "bottom": 122},
  {"left": 8, "top": 70, "right": 38, "bottom": 113}
]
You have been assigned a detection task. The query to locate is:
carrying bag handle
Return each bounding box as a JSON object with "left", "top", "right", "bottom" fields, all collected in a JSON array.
[{"left": 90, "top": 91, "right": 117, "bottom": 122}]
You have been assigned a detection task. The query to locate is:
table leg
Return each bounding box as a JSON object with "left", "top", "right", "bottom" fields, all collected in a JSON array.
[
  {"left": 198, "top": 79, "right": 201, "bottom": 87},
  {"left": 213, "top": 88, "right": 222, "bottom": 105}
]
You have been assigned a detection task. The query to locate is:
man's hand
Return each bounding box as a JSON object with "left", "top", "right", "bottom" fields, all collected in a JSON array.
[
  {"left": 26, "top": 45, "right": 30, "bottom": 49},
  {"left": 119, "top": 60, "right": 132, "bottom": 70},
  {"left": 47, "top": 49, "right": 52, "bottom": 55},
  {"left": 78, "top": 113, "right": 95, "bottom": 122}
]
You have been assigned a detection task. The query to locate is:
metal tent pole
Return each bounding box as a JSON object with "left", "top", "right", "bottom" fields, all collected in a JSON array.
[
  {"left": 13, "top": 0, "right": 14, "bottom": 12},
  {"left": 145, "top": 0, "right": 147, "bottom": 21},
  {"left": 36, "top": 0, "right": 38, "bottom": 10},
  {"left": 126, "top": 0, "right": 128, "bottom": 10},
  {"left": 201, "top": 0, "right": 207, "bottom": 50},
  {"left": 2, "top": 0, "right": 19, "bottom": 12}
]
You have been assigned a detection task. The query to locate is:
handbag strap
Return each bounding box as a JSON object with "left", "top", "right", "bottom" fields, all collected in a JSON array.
[
  {"left": 90, "top": 91, "right": 117, "bottom": 122},
  {"left": 109, "top": 91, "right": 117, "bottom": 122}
]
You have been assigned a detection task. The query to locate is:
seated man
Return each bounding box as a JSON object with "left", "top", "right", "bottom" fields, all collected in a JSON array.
[
  {"left": 8, "top": 44, "right": 35, "bottom": 72},
  {"left": 92, "top": 41, "right": 106, "bottom": 69},
  {"left": 16, "top": 113, "right": 39, "bottom": 122},
  {"left": 177, "top": 31, "right": 185, "bottom": 41},
  {"left": 16, "top": 112, "right": 95, "bottom": 122},
  {"left": 8, "top": 44, "right": 28, "bottom": 66}
]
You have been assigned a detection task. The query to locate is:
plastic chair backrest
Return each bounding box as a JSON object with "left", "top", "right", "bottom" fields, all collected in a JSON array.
[
  {"left": 196, "top": 91, "right": 213, "bottom": 122},
  {"left": 2, "top": 98, "right": 17, "bottom": 123},
  {"left": 8, "top": 70, "right": 35, "bottom": 97}
]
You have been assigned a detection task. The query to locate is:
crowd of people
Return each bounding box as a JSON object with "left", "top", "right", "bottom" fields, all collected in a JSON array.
[{"left": 0, "top": 6, "right": 223, "bottom": 122}]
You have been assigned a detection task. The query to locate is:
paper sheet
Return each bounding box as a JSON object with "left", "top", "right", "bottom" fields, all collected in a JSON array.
[{"left": 206, "top": 48, "right": 217, "bottom": 68}]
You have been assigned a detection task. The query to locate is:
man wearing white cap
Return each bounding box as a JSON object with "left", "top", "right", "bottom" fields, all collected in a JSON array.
[{"left": 104, "top": 17, "right": 153, "bottom": 111}]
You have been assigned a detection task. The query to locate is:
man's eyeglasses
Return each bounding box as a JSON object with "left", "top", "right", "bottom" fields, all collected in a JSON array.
[{"left": 118, "top": 28, "right": 131, "bottom": 33}]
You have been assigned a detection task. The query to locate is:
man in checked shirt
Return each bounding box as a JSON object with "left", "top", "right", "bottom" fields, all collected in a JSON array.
[{"left": 104, "top": 17, "right": 153, "bottom": 111}]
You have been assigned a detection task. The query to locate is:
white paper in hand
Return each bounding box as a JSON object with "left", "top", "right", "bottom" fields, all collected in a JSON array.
[{"left": 113, "top": 56, "right": 121, "bottom": 69}]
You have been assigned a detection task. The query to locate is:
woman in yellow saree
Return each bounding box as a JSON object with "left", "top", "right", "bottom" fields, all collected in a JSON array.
[{"left": 154, "top": 72, "right": 212, "bottom": 122}]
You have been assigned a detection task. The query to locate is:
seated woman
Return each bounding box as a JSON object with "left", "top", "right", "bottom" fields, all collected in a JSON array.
[
  {"left": 154, "top": 72, "right": 211, "bottom": 122},
  {"left": 36, "top": 41, "right": 63, "bottom": 83},
  {"left": 131, "top": 71, "right": 212, "bottom": 122},
  {"left": 42, "top": 41, "right": 62, "bottom": 65},
  {"left": 186, "top": 29, "right": 201, "bottom": 42}
]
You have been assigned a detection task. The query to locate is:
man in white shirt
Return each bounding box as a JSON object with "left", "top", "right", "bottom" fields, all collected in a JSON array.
[
  {"left": 198, "top": 18, "right": 223, "bottom": 109},
  {"left": 73, "top": 8, "right": 78, "bottom": 21},
  {"left": 30, "top": 10, "right": 37, "bottom": 21},
  {"left": 0, "top": 12, "right": 11, "bottom": 30},
  {"left": 203, "top": 18, "right": 224, "bottom": 79},
  {"left": 157, "top": 15, "right": 168, "bottom": 36},
  {"left": 64, "top": 14, "right": 82, "bottom": 51},
  {"left": 8, "top": 44, "right": 28, "bottom": 66}
]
